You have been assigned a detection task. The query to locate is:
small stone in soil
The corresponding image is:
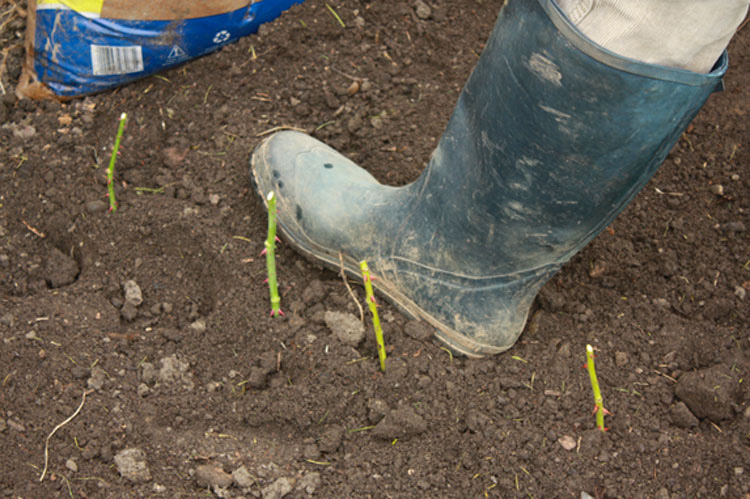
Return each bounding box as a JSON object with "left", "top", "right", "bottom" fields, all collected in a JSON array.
[
  {"left": 157, "top": 355, "right": 193, "bottom": 388},
  {"left": 45, "top": 247, "right": 79, "bottom": 288},
  {"left": 302, "top": 279, "right": 326, "bottom": 305},
  {"left": 615, "top": 351, "right": 628, "bottom": 367},
  {"left": 675, "top": 365, "right": 738, "bottom": 422},
  {"left": 403, "top": 320, "right": 433, "bottom": 341},
  {"left": 324, "top": 310, "right": 365, "bottom": 347},
  {"left": 296, "top": 472, "right": 321, "bottom": 495},
  {"left": 417, "top": 375, "right": 432, "bottom": 388},
  {"left": 259, "top": 351, "right": 278, "bottom": 374},
  {"left": 140, "top": 362, "right": 156, "bottom": 383},
  {"left": 70, "top": 366, "right": 89, "bottom": 379},
  {"left": 0, "top": 313, "right": 14, "bottom": 327},
  {"left": 465, "top": 409, "right": 492, "bottom": 433},
  {"left": 414, "top": 0, "right": 431, "bottom": 19},
  {"left": 195, "top": 464, "right": 233, "bottom": 489},
  {"left": 670, "top": 401, "right": 699, "bottom": 428},
  {"left": 558, "top": 435, "right": 576, "bottom": 451},
  {"left": 137, "top": 383, "right": 150, "bottom": 397},
  {"left": 248, "top": 366, "right": 267, "bottom": 389},
  {"left": 123, "top": 280, "right": 143, "bottom": 306},
  {"left": 162, "top": 146, "right": 186, "bottom": 168},
  {"left": 303, "top": 443, "right": 321, "bottom": 459},
  {"left": 368, "top": 398, "right": 389, "bottom": 424},
  {"left": 82, "top": 445, "right": 98, "bottom": 460},
  {"left": 87, "top": 367, "right": 107, "bottom": 391},
  {"left": 317, "top": 424, "right": 344, "bottom": 453},
  {"left": 232, "top": 465, "right": 255, "bottom": 488},
  {"left": 557, "top": 342, "right": 572, "bottom": 358},
  {"left": 85, "top": 200, "right": 108, "bottom": 213},
  {"left": 262, "top": 477, "right": 295, "bottom": 499},
  {"left": 579, "top": 429, "right": 605, "bottom": 454},
  {"left": 160, "top": 328, "right": 183, "bottom": 342},
  {"left": 189, "top": 319, "right": 207, "bottom": 333},
  {"left": 721, "top": 221, "right": 746, "bottom": 232},
  {"left": 120, "top": 302, "right": 138, "bottom": 322},
  {"left": 384, "top": 358, "right": 408, "bottom": 382},
  {"left": 12, "top": 124, "right": 36, "bottom": 140},
  {"left": 538, "top": 286, "right": 566, "bottom": 312},
  {"left": 114, "top": 448, "right": 151, "bottom": 482},
  {"left": 7, "top": 419, "right": 25, "bottom": 432},
  {"left": 372, "top": 406, "right": 427, "bottom": 440}
]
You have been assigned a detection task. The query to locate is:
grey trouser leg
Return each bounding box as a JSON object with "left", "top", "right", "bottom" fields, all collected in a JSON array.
[{"left": 557, "top": 0, "right": 749, "bottom": 72}]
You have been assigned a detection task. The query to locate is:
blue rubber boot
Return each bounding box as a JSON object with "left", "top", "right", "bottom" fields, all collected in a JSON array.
[{"left": 251, "top": 0, "right": 726, "bottom": 357}]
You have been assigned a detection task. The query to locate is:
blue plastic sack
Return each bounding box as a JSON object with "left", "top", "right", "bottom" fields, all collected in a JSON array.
[{"left": 18, "top": 0, "right": 304, "bottom": 99}]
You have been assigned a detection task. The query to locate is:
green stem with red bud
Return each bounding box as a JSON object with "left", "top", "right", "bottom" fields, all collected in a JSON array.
[
  {"left": 107, "top": 113, "right": 127, "bottom": 212},
  {"left": 265, "top": 191, "right": 282, "bottom": 316},
  {"left": 586, "top": 344, "right": 608, "bottom": 431},
  {"left": 360, "top": 260, "right": 386, "bottom": 372}
]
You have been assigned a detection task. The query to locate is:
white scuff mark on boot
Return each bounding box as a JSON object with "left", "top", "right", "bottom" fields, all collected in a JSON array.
[
  {"left": 504, "top": 201, "right": 537, "bottom": 221},
  {"left": 398, "top": 231, "right": 424, "bottom": 263},
  {"left": 510, "top": 157, "right": 539, "bottom": 191},
  {"left": 507, "top": 201, "right": 526, "bottom": 213},
  {"left": 539, "top": 105, "right": 571, "bottom": 124},
  {"left": 480, "top": 131, "right": 503, "bottom": 152},
  {"left": 516, "top": 156, "right": 540, "bottom": 168},
  {"left": 516, "top": 156, "right": 541, "bottom": 167},
  {"left": 526, "top": 53, "right": 562, "bottom": 86},
  {"left": 480, "top": 130, "right": 492, "bottom": 150},
  {"left": 487, "top": 223, "right": 495, "bottom": 244}
]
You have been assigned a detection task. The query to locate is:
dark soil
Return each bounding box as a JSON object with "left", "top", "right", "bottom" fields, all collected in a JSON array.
[{"left": 2, "top": 1, "right": 749, "bottom": 497}]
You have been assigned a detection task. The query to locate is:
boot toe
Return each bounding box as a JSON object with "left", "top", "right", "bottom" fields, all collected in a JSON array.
[{"left": 250, "top": 130, "right": 390, "bottom": 266}]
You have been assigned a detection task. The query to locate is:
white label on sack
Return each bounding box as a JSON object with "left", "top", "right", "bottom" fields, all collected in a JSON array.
[{"left": 91, "top": 45, "right": 144, "bottom": 76}]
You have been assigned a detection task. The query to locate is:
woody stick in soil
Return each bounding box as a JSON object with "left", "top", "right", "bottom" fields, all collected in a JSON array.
[
  {"left": 107, "top": 113, "right": 127, "bottom": 212},
  {"left": 585, "top": 344, "right": 611, "bottom": 431},
  {"left": 263, "top": 191, "right": 283, "bottom": 316},
  {"left": 360, "top": 260, "right": 386, "bottom": 372}
]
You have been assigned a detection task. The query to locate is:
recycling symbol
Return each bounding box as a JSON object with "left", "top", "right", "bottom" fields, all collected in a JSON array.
[{"left": 213, "top": 30, "right": 231, "bottom": 44}]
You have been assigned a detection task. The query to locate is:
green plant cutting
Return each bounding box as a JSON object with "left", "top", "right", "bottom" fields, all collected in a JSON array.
[
  {"left": 360, "top": 260, "right": 386, "bottom": 372},
  {"left": 107, "top": 112, "right": 127, "bottom": 212},
  {"left": 263, "top": 191, "right": 283, "bottom": 317},
  {"left": 585, "top": 344, "right": 611, "bottom": 431}
]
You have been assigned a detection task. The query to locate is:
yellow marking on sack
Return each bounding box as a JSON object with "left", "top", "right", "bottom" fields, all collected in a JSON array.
[{"left": 38, "top": 0, "right": 104, "bottom": 15}]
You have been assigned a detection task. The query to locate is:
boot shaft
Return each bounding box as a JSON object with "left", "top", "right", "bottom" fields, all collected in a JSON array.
[{"left": 412, "top": 0, "right": 726, "bottom": 274}]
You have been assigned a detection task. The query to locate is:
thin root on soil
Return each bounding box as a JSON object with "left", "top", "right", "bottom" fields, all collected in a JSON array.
[
  {"left": 40, "top": 390, "right": 92, "bottom": 482},
  {"left": 339, "top": 251, "right": 364, "bottom": 322}
]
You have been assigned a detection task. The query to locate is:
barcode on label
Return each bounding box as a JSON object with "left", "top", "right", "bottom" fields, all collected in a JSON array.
[{"left": 91, "top": 45, "right": 144, "bottom": 76}]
